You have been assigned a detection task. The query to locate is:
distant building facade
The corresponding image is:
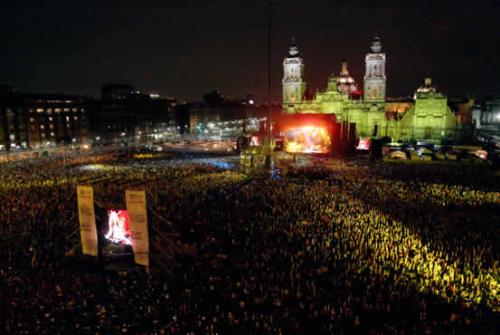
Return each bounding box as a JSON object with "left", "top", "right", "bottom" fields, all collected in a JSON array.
[
  {"left": 472, "top": 97, "right": 500, "bottom": 130},
  {"left": 88, "top": 84, "right": 177, "bottom": 144},
  {"left": 186, "top": 95, "right": 265, "bottom": 139},
  {"left": 471, "top": 97, "right": 500, "bottom": 144},
  {"left": 101, "top": 84, "right": 136, "bottom": 100},
  {"left": 0, "top": 90, "right": 89, "bottom": 150}
]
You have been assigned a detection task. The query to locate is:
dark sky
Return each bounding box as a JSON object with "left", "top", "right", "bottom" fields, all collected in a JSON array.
[{"left": 1, "top": 0, "right": 499, "bottom": 102}]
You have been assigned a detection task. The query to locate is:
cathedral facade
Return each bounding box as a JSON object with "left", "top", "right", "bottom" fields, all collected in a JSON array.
[{"left": 282, "top": 37, "right": 460, "bottom": 143}]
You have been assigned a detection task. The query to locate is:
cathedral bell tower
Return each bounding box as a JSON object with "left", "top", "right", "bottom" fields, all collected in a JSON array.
[
  {"left": 282, "top": 39, "right": 306, "bottom": 105},
  {"left": 363, "top": 36, "right": 387, "bottom": 102}
]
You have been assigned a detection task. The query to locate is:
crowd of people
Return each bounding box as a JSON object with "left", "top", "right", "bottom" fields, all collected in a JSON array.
[{"left": 1, "top": 149, "right": 499, "bottom": 334}]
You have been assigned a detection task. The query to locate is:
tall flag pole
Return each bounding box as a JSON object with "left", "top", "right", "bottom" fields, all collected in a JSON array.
[{"left": 265, "top": 0, "right": 273, "bottom": 169}]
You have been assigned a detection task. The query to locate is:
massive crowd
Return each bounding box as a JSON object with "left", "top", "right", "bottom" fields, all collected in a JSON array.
[{"left": 0, "top": 149, "right": 499, "bottom": 334}]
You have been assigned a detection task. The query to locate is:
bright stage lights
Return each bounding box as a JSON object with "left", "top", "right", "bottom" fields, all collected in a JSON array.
[{"left": 284, "top": 125, "right": 331, "bottom": 153}]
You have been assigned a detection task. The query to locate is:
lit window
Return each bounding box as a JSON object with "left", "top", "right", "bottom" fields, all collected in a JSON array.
[
  {"left": 40, "top": 125, "right": 45, "bottom": 129},
  {"left": 36, "top": 108, "right": 44, "bottom": 113},
  {"left": 50, "top": 132, "right": 55, "bottom": 137},
  {"left": 30, "top": 118, "right": 35, "bottom": 122}
]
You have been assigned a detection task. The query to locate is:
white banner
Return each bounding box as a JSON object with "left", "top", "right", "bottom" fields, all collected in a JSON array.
[
  {"left": 76, "top": 185, "right": 98, "bottom": 256},
  {"left": 126, "top": 190, "right": 149, "bottom": 267}
]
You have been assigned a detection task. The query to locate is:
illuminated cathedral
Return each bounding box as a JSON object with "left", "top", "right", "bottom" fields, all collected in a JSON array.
[{"left": 282, "top": 37, "right": 459, "bottom": 143}]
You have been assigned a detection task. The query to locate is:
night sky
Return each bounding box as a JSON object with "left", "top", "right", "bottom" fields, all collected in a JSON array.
[{"left": 1, "top": 0, "right": 499, "bottom": 102}]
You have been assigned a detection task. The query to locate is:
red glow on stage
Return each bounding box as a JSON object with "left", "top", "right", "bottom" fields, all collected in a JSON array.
[
  {"left": 105, "top": 209, "right": 131, "bottom": 245},
  {"left": 276, "top": 114, "right": 335, "bottom": 154}
]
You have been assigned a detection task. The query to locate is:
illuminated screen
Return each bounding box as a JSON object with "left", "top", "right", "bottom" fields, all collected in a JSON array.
[
  {"left": 104, "top": 209, "right": 131, "bottom": 245},
  {"left": 357, "top": 137, "right": 371, "bottom": 151},
  {"left": 285, "top": 125, "right": 331, "bottom": 153}
]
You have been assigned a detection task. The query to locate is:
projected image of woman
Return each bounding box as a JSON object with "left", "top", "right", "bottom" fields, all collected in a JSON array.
[{"left": 105, "top": 210, "right": 131, "bottom": 245}]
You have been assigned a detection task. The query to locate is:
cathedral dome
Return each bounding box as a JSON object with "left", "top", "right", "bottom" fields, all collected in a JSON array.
[
  {"left": 337, "top": 61, "right": 357, "bottom": 95},
  {"left": 416, "top": 77, "right": 437, "bottom": 94},
  {"left": 414, "top": 77, "right": 442, "bottom": 99}
]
